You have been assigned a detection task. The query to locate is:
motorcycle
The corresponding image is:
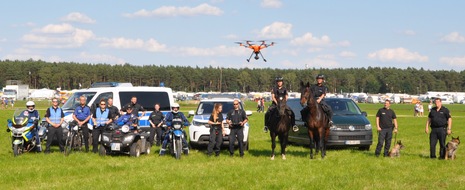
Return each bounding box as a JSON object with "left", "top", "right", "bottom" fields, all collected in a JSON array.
[
  {"left": 168, "top": 118, "right": 189, "bottom": 159},
  {"left": 6, "top": 109, "right": 41, "bottom": 156}
]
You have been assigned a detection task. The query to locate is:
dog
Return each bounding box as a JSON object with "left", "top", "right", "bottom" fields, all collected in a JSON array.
[
  {"left": 388, "top": 140, "right": 404, "bottom": 158},
  {"left": 445, "top": 136, "right": 460, "bottom": 160}
]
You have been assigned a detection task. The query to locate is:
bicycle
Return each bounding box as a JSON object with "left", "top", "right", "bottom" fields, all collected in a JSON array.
[{"left": 64, "top": 123, "right": 83, "bottom": 156}]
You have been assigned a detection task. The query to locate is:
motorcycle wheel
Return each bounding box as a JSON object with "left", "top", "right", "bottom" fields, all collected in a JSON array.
[
  {"left": 64, "top": 132, "right": 73, "bottom": 156},
  {"left": 130, "top": 141, "right": 141, "bottom": 157},
  {"left": 175, "top": 139, "right": 182, "bottom": 160},
  {"left": 13, "top": 144, "right": 21, "bottom": 157}
]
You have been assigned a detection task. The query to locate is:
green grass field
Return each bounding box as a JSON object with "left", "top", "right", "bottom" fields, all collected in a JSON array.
[{"left": 1, "top": 101, "right": 465, "bottom": 190}]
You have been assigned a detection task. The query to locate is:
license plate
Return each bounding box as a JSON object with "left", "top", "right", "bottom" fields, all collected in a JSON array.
[
  {"left": 111, "top": 143, "right": 121, "bottom": 151},
  {"left": 345, "top": 140, "right": 360, "bottom": 145}
]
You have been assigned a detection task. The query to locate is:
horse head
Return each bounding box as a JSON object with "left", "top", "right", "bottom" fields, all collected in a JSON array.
[
  {"left": 278, "top": 98, "right": 287, "bottom": 116},
  {"left": 299, "top": 80, "right": 311, "bottom": 106}
]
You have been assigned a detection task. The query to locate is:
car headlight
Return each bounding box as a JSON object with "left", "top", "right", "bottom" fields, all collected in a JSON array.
[
  {"left": 102, "top": 135, "right": 110, "bottom": 142},
  {"left": 365, "top": 124, "right": 372, "bottom": 130},
  {"left": 329, "top": 126, "right": 338, "bottom": 131},
  {"left": 123, "top": 135, "right": 134, "bottom": 143},
  {"left": 121, "top": 125, "right": 130, "bottom": 133}
]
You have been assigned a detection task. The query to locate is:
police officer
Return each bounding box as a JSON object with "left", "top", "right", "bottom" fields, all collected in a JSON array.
[
  {"left": 107, "top": 97, "right": 120, "bottom": 123},
  {"left": 122, "top": 96, "right": 146, "bottom": 120},
  {"left": 116, "top": 105, "right": 139, "bottom": 130},
  {"left": 71, "top": 96, "right": 92, "bottom": 152},
  {"left": 160, "top": 103, "right": 190, "bottom": 156},
  {"left": 44, "top": 98, "right": 65, "bottom": 153},
  {"left": 227, "top": 99, "right": 248, "bottom": 157},
  {"left": 91, "top": 99, "right": 113, "bottom": 153},
  {"left": 425, "top": 98, "right": 452, "bottom": 159},
  {"left": 306, "top": 74, "right": 333, "bottom": 128},
  {"left": 264, "top": 76, "right": 296, "bottom": 133},
  {"left": 375, "top": 100, "right": 398, "bottom": 157},
  {"left": 148, "top": 103, "right": 164, "bottom": 146},
  {"left": 25, "top": 101, "right": 42, "bottom": 152}
]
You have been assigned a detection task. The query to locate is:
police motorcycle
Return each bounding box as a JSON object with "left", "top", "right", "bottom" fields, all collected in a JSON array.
[
  {"left": 167, "top": 118, "right": 189, "bottom": 159},
  {"left": 6, "top": 109, "right": 42, "bottom": 156},
  {"left": 99, "top": 122, "right": 151, "bottom": 157}
]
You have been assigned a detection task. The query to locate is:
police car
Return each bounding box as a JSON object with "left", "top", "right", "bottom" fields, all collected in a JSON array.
[
  {"left": 187, "top": 98, "right": 252, "bottom": 149},
  {"left": 42, "top": 82, "right": 174, "bottom": 132}
]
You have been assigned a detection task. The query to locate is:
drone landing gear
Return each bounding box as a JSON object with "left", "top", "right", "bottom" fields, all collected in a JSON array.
[{"left": 259, "top": 52, "right": 267, "bottom": 62}]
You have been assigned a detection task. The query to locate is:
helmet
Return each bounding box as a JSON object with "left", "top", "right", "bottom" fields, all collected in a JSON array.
[
  {"left": 316, "top": 74, "right": 325, "bottom": 79},
  {"left": 171, "top": 103, "right": 180, "bottom": 113},
  {"left": 275, "top": 76, "right": 284, "bottom": 82},
  {"left": 26, "top": 101, "right": 35, "bottom": 111}
]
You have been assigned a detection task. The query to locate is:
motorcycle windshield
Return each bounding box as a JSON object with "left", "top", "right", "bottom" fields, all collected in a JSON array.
[{"left": 12, "top": 109, "right": 31, "bottom": 126}]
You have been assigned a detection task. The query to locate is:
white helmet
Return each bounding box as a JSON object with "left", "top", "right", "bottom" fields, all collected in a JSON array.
[
  {"left": 26, "top": 101, "right": 35, "bottom": 111},
  {"left": 171, "top": 103, "right": 180, "bottom": 113}
]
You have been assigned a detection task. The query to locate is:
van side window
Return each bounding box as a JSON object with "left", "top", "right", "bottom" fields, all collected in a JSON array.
[
  {"left": 119, "top": 92, "right": 170, "bottom": 112},
  {"left": 91, "top": 92, "right": 113, "bottom": 113}
]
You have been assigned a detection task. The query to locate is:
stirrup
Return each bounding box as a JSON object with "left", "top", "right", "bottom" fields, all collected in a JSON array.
[
  {"left": 292, "top": 125, "right": 299, "bottom": 132},
  {"left": 263, "top": 126, "right": 268, "bottom": 133}
]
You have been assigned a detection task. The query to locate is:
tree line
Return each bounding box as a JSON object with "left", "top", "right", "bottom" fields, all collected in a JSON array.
[{"left": 1, "top": 59, "right": 464, "bottom": 94}]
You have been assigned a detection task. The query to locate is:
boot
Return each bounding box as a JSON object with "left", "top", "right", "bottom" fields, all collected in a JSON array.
[
  {"left": 159, "top": 149, "right": 166, "bottom": 156},
  {"left": 263, "top": 126, "right": 269, "bottom": 133}
]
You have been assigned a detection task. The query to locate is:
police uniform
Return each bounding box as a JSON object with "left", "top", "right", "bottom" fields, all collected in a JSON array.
[
  {"left": 24, "top": 109, "right": 41, "bottom": 151},
  {"left": 428, "top": 106, "right": 451, "bottom": 159},
  {"left": 375, "top": 107, "right": 397, "bottom": 157},
  {"left": 148, "top": 110, "right": 164, "bottom": 145},
  {"left": 311, "top": 83, "right": 333, "bottom": 121},
  {"left": 45, "top": 106, "right": 65, "bottom": 152},
  {"left": 227, "top": 108, "right": 248, "bottom": 157},
  {"left": 265, "top": 86, "right": 295, "bottom": 127},
  {"left": 107, "top": 105, "right": 120, "bottom": 122},
  {"left": 73, "top": 105, "right": 92, "bottom": 151},
  {"left": 92, "top": 107, "right": 112, "bottom": 153},
  {"left": 123, "top": 103, "right": 145, "bottom": 117},
  {"left": 116, "top": 112, "right": 139, "bottom": 129},
  {"left": 207, "top": 113, "right": 224, "bottom": 156}
]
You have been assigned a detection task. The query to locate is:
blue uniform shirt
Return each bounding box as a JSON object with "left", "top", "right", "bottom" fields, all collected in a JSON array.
[{"left": 74, "top": 105, "right": 91, "bottom": 121}]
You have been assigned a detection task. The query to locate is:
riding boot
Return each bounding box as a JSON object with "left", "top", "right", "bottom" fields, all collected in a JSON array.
[
  {"left": 159, "top": 148, "right": 166, "bottom": 156},
  {"left": 264, "top": 110, "right": 270, "bottom": 133}
]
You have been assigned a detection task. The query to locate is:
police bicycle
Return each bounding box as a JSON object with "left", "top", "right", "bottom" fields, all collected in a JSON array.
[{"left": 64, "top": 122, "right": 84, "bottom": 156}]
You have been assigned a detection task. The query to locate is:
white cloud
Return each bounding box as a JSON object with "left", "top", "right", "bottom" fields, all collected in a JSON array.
[
  {"left": 403, "top": 30, "right": 416, "bottom": 36},
  {"left": 61, "top": 12, "right": 96, "bottom": 24},
  {"left": 179, "top": 45, "right": 247, "bottom": 56},
  {"left": 291, "top": 33, "right": 330, "bottom": 46},
  {"left": 224, "top": 34, "right": 238, "bottom": 40},
  {"left": 22, "top": 23, "right": 94, "bottom": 48},
  {"left": 440, "top": 56, "right": 465, "bottom": 67},
  {"left": 2, "top": 48, "right": 44, "bottom": 61},
  {"left": 303, "top": 55, "right": 340, "bottom": 68},
  {"left": 441, "top": 32, "right": 465, "bottom": 43},
  {"left": 339, "top": 51, "right": 357, "bottom": 58},
  {"left": 99, "top": 37, "right": 167, "bottom": 52},
  {"left": 261, "top": 0, "right": 282, "bottom": 8},
  {"left": 0, "top": 38, "right": 6, "bottom": 42},
  {"left": 367, "top": 47, "right": 428, "bottom": 62},
  {"left": 77, "top": 52, "right": 126, "bottom": 65},
  {"left": 258, "top": 22, "right": 292, "bottom": 39},
  {"left": 124, "top": 3, "right": 223, "bottom": 18}
]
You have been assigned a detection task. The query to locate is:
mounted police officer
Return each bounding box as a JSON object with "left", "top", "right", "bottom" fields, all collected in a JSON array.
[
  {"left": 44, "top": 98, "right": 65, "bottom": 154},
  {"left": 264, "top": 76, "right": 296, "bottom": 133},
  {"left": 159, "top": 103, "right": 190, "bottom": 156},
  {"left": 71, "top": 96, "right": 92, "bottom": 152},
  {"left": 91, "top": 99, "right": 113, "bottom": 153},
  {"left": 310, "top": 74, "right": 333, "bottom": 126}
]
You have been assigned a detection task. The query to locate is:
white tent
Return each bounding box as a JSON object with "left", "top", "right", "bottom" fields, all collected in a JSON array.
[{"left": 29, "top": 88, "right": 56, "bottom": 100}]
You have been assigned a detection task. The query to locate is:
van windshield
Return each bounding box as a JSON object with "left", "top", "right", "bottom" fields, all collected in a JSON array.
[
  {"left": 62, "top": 92, "right": 96, "bottom": 110},
  {"left": 119, "top": 91, "right": 171, "bottom": 112}
]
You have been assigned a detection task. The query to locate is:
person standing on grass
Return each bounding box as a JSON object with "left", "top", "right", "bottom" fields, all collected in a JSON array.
[
  {"left": 207, "top": 103, "right": 225, "bottom": 157},
  {"left": 226, "top": 99, "right": 248, "bottom": 157},
  {"left": 425, "top": 98, "right": 452, "bottom": 159},
  {"left": 44, "top": 98, "right": 65, "bottom": 154},
  {"left": 148, "top": 103, "right": 164, "bottom": 146},
  {"left": 375, "top": 99, "right": 398, "bottom": 157},
  {"left": 91, "top": 99, "right": 113, "bottom": 153},
  {"left": 71, "top": 96, "right": 92, "bottom": 152}
]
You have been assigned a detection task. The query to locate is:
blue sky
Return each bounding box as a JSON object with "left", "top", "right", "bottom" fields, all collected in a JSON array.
[{"left": 1, "top": 0, "right": 465, "bottom": 70}]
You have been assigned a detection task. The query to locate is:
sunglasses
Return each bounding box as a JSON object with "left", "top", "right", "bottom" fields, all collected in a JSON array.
[
  {"left": 234, "top": 103, "right": 239, "bottom": 105},
  {"left": 100, "top": 104, "right": 106, "bottom": 105}
]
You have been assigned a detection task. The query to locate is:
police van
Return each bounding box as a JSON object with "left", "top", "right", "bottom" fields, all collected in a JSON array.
[{"left": 52, "top": 82, "right": 174, "bottom": 131}]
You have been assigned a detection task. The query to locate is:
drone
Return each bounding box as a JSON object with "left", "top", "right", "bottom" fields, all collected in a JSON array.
[{"left": 235, "top": 40, "right": 275, "bottom": 62}]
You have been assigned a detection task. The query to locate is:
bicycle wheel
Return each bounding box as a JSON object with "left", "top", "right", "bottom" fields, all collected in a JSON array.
[{"left": 64, "top": 131, "right": 74, "bottom": 156}]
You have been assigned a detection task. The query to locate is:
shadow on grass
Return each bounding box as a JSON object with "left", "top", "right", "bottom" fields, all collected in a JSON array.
[{"left": 248, "top": 148, "right": 312, "bottom": 158}]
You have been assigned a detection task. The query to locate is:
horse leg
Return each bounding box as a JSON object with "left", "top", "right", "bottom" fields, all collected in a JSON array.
[
  {"left": 319, "top": 126, "right": 326, "bottom": 159},
  {"left": 270, "top": 132, "right": 276, "bottom": 160},
  {"left": 313, "top": 128, "right": 320, "bottom": 155},
  {"left": 279, "top": 133, "right": 288, "bottom": 160},
  {"left": 308, "top": 129, "right": 314, "bottom": 159}
]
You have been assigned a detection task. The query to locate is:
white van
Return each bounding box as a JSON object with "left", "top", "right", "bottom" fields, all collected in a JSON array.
[{"left": 57, "top": 84, "right": 174, "bottom": 130}]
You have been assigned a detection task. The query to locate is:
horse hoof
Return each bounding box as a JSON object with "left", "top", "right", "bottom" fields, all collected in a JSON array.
[
  {"left": 271, "top": 156, "right": 275, "bottom": 160},
  {"left": 282, "top": 155, "right": 286, "bottom": 160}
]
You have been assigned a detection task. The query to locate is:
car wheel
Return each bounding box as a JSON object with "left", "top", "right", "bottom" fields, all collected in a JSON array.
[
  {"left": 130, "top": 141, "right": 141, "bottom": 157},
  {"left": 189, "top": 141, "right": 198, "bottom": 149}
]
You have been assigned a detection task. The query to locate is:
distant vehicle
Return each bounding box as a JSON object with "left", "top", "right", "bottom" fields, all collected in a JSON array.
[
  {"left": 2, "top": 85, "right": 29, "bottom": 101},
  {"left": 188, "top": 98, "right": 252, "bottom": 149},
  {"left": 288, "top": 98, "right": 372, "bottom": 150}
]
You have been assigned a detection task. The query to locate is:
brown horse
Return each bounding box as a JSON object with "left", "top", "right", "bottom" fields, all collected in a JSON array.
[
  {"left": 268, "top": 98, "right": 292, "bottom": 160},
  {"left": 299, "top": 81, "right": 330, "bottom": 159}
]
